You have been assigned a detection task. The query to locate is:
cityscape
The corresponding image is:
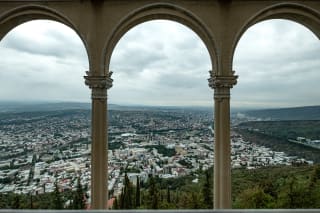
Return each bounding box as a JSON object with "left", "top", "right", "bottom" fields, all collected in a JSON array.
[{"left": 0, "top": 105, "right": 315, "bottom": 207}]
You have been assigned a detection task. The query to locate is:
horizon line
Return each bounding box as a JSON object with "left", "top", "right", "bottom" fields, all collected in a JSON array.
[{"left": 0, "top": 100, "right": 319, "bottom": 110}]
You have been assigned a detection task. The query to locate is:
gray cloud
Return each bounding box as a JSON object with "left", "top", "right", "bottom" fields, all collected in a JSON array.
[
  {"left": 110, "top": 20, "right": 212, "bottom": 106},
  {"left": 2, "top": 20, "right": 87, "bottom": 60},
  {"left": 0, "top": 20, "right": 89, "bottom": 102},
  {"left": 0, "top": 19, "right": 319, "bottom": 108},
  {"left": 154, "top": 71, "right": 207, "bottom": 89},
  {"left": 232, "top": 19, "right": 320, "bottom": 108}
]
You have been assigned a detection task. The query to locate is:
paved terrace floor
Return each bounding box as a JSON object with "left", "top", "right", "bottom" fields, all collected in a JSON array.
[{"left": 0, "top": 210, "right": 320, "bottom": 213}]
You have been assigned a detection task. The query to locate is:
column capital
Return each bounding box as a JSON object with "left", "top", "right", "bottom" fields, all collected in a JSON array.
[
  {"left": 208, "top": 70, "right": 238, "bottom": 89},
  {"left": 208, "top": 70, "right": 238, "bottom": 100},
  {"left": 84, "top": 71, "right": 113, "bottom": 100}
]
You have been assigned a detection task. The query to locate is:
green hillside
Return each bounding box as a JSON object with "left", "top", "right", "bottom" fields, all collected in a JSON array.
[
  {"left": 1, "top": 165, "right": 320, "bottom": 209},
  {"left": 237, "top": 120, "right": 320, "bottom": 140},
  {"left": 244, "top": 106, "right": 320, "bottom": 120}
]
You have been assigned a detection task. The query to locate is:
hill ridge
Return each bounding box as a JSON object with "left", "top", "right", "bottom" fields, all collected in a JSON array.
[{"left": 243, "top": 105, "right": 320, "bottom": 120}]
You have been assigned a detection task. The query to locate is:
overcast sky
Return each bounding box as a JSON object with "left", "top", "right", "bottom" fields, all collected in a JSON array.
[{"left": 0, "top": 19, "right": 319, "bottom": 108}]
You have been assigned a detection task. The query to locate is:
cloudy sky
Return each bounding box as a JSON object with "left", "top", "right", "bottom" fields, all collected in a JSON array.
[{"left": 0, "top": 19, "right": 319, "bottom": 108}]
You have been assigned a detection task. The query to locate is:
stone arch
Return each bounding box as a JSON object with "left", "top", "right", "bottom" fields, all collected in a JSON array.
[
  {"left": 104, "top": 2, "right": 217, "bottom": 74},
  {"left": 0, "top": 4, "right": 90, "bottom": 68},
  {"left": 231, "top": 2, "right": 320, "bottom": 70}
]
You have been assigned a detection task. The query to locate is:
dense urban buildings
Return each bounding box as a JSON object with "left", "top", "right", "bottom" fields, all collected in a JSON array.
[{"left": 0, "top": 107, "right": 314, "bottom": 207}]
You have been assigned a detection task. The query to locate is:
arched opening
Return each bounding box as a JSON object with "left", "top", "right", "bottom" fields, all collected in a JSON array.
[
  {"left": 110, "top": 20, "right": 212, "bottom": 106},
  {"left": 0, "top": 20, "right": 89, "bottom": 102},
  {"left": 104, "top": 3, "right": 217, "bottom": 74},
  {"left": 233, "top": 19, "right": 320, "bottom": 109},
  {"left": 108, "top": 19, "right": 213, "bottom": 209},
  {"left": 0, "top": 5, "right": 86, "bottom": 42},
  {"left": 232, "top": 19, "right": 320, "bottom": 208},
  {"left": 0, "top": 20, "right": 91, "bottom": 209},
  {"left": 231, "top": 3, "right": 320, "bottom": 71}
]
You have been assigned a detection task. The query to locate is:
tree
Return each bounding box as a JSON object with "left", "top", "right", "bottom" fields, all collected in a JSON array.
[
  {"left": 166, "top": 186, "right": 171, "bottom": 203},
  {"left": 27, "top": 167, "right": 34, "bottom": 186},
  {"left": 135, "top": 176, "right": 141, "bottom": 207},
  {"left": 12, "top": 194, "right": 21, "bottom": 209},
  {"left": 234, "top": 186, "right": 275, "bottom": 208},
  {"left": 177, "top": 192, "right": 191, "bottom": 209},
  {"left": 52, "top": 181, "right": 63, "bottom": 209},
  {"left": 0, "top": 193, "right": 8, "bottom": 208},
  {"left": 259, "top": 178, "right": 278, "bottom": 199},
  {"left": 310, "top": 164, "right": 320, "bottom": 187},
  {"left": 113, "top": 196, "right": 119, "bottom": 209},
  {"left": 121, "top": 173, "right": 133, "bottom": 209},
  {"left": 148, "top": 175, "right": 159, "bottom": 209},
  {"left": 72, "top": 177, "right": 86, "bottom": 209},
  {"left": 202, "top": 170, "right": 213, "bottom": 208},
  {"left": 32, "top": 154, "right": 37, "bottom": 165},
  {"left": 29, "top": 193, "right": 33, "bottom": 209},
  {"left": 119, "top": 188, "right": 124, "bottom": 209},
  {"left": 278, "top": 176, "right": 312, "bottom": 208},
  {"left": 308, "top": 165, "right": 320, "bottom": 208},
  {"left": 191, "top": 192, "right": 202, "bottom": 209}
]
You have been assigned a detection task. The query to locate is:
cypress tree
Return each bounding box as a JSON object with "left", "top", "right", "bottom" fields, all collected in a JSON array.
[
  {"left": 148, "top": 175, "right": 159, "bottom": 209},
  {"left": 191, "top": 192, "right": 201, "bottom": 209},
  {"left": 52, "top": 181, "right": 63, "bottom": 209},
  {"left": 167, "top": 186, "right": 171, "bottom": 203},
  {"left": 202, "top": 170, "right": 213, "bottom": 208},
  {"left": 12, "top": 194, "right": 20, "bottom": 209},
  {"left": 119, "top": 188, "right": 124, "bottom": 209},
  {"left": 123, "top": 173, "right": 133, "bottom": 209},
  {"left": 0, "top": 194, "right": 6, "bottom": 208},
  {"left": 29, "top": 193, "right": 33, "bottom": 209},
  {"left": 72, "top": 177, "right": 86, "bottom": 209},
  {"left": 113, "top": 196, "right": 119, "bottom": 209},
  {"left": 135, "top": 176, "right": 141, "bottom": 207}
]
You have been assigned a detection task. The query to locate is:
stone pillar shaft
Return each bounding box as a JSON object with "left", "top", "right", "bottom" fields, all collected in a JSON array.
[
  {"left": 208, "top": 71, "right": 237, "bottom": 209},
  {"left": 214, "top": 93, "right": 231, "bottom": 208},
  {"left": 84, "top": 72, "right": 113, "bottom": 209},
  {"left": 91, "top": 99, "right": 107, "bottom": 209}
]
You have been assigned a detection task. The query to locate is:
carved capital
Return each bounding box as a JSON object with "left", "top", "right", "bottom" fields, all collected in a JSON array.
[
  {"left": 208, "top": 70, "right": 238, "bottom": 89},
  {"left": 208, "top": 70, "right": 238, "bottom": 100},
  {"left": 84, "top": 71, "right": 113, "bottom": 100}
]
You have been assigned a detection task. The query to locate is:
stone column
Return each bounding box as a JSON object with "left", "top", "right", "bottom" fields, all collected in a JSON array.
[
  {"left": 208, "top": 71, "right": 237, "bottom": 209},
  {"left": 84, "top": 71, "right": 113, "bottom": 209}
]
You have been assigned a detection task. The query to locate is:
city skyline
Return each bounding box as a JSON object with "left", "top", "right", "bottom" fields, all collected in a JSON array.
[{"left": 0, "top": 19, "right": 319, "bottom": 108}]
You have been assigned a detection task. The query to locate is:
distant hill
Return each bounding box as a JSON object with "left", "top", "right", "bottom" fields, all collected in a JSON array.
[
  {"left": 0, "top": 101, "right": 212, "bottom": 113},
  {"left": 243, "top": 105, "right": 320, "bottom": 120},
  {"left": 108, "top": 104, "right": 212, "bottom": 112},
  {"left": 0, "top": 101, "right": 91, "bottom": 113}
]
